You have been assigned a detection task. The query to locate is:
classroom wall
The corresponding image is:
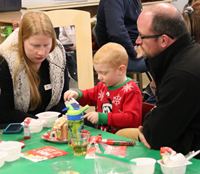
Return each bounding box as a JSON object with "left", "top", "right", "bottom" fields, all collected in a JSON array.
[{"left": 172, "top": 0, "right": 188, "bottom": 12}]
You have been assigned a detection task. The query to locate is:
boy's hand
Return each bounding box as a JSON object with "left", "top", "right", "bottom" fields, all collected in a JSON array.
[
  {"left": 83, "top": 111, "right": 98, "bottom": 124},
  {"left": 63, "top": 90, "right": 79, "bottom": 101}
]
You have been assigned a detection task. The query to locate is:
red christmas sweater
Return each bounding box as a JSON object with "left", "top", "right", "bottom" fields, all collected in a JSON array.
[{"left": 76, "top": 77, "right": 142, "bottom": 133}]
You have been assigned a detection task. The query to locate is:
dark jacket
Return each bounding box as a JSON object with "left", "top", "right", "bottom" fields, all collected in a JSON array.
[
  {"left": 0, "top": 58, "right": 69, "bottom": 124},
  {"left": 96, "top": 0, "right": 141, "bottom": 59},
  {"left": 144, "top": 33, "right": 200, "bottom": 159}
]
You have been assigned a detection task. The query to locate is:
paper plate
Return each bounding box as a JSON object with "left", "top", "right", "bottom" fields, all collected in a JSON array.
[
  {"left": 41, "top": 130, "right": 90, "bottom": 143},
  {"left": 42, "top": 131, "right": 68, "bottom": 143}
]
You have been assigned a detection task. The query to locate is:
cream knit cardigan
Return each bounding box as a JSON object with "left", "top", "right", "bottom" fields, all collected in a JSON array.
[{"left": 0, "top": 29, "right": 66, "bottom": 112}]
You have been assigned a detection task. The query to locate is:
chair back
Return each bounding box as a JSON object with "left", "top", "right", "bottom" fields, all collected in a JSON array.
[
  {"left": 44, "top": 9, "right": 94, "bottom": 90},
  {"left": 142, "top": 102, "right": 155, "bottom": 124}
]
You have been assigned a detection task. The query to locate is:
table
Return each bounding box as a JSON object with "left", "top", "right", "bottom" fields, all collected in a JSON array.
[
  {"left": 1, "top": 126, "right": 200, "bottom": 174},
  {"left": 142, "top": 0, "right": 172, "bottom": 9},
  {"left": 20, "top": 0, "right": 172, "bottom": 23},
  {"left": 21, "top": 0, "right": 99, "bottom": 16},
  {"left": 21, "top": 0, "right": 172, "bottom": 11}
]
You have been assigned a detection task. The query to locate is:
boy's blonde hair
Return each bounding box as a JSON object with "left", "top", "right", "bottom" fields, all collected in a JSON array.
[{"left": 93, "top": 42, "right": 128, "bottom": 69}]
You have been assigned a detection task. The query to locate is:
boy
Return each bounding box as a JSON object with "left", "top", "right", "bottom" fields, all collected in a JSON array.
[{"left": 64, "top": 42, "right": 142, "bottom": 133}]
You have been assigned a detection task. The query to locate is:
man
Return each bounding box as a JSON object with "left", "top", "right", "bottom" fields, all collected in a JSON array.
[
  {"left": 95, "top": 0, "right": 147, "bottom": 72},
  {"left": 117, "top": 3, "right": 200, "bottom": 158}
]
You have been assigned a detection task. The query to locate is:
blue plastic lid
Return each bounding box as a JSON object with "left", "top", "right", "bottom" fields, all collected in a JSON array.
[
  {"left": 62, "top": 107, "right": 69, "bottom": 112},
  {"left": 67, "top": 114, "right": 83, "bottom": 121}
]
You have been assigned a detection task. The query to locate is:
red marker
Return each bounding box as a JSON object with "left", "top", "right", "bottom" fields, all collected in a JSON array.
[
  {"left": 89, "top": 135, "right": 135, "bottom": 146},
  {"left": 101, "top": 139, "right": 135, "bottom": 146}
]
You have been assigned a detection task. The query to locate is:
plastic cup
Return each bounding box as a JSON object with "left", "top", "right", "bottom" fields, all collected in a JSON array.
[
  {"left": 164, "top": 153, "right": 187, "bottom": 166},
  {"left": 71, "top": 133, "right": 90, "bottom": 156},
  {"left": 0, "top": 130, "right": 3, "bottom": 141},
  {"left": 157, "top": 159, "right": 192, "bottom": 174},
  {"left": 36, "top": 111, "right": 60, "bottom": 128},
  {"left": 0, "top": 141, "right": 24, "bottom": 162},
  {"left": 131, "top": 157, "right": 156, "bottom": 174},
  {"left": 51, "top": 161, "right": 74, "bottom": 174}
]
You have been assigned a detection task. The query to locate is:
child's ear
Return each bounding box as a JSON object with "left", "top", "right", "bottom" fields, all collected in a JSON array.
[{"left": 118, "top": 65, "right": 126, "bottom": 75}]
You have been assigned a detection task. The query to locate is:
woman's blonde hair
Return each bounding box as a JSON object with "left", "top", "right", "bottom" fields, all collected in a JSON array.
[
  {"left": 93, "top": 42, "right": 128, "bottom": 69},
  {"left": 15, "top": 11, "right": 57, "bottom": 111},
  {"left": 183, "top": 1, "right": 200, "bottom": 44}
]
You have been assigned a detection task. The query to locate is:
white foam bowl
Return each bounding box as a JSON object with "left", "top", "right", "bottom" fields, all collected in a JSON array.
[
  {"left": 0, "top": 141, "right": 24, "bottom": 162},
  {"left": 0, "top": 151, "right": 8, "bottom": 168},
  {"left": 131, "top": 157, "right": 156, "bottom": 174},
  {"left": 21, "top": 118, "right": 45, "bottom": 133},
  {"left": 157, "top": 159, "right": 192, "bottom": 174},
  {"left": 36, "top": 111, "right": 60, "bottom": 128},
  {"left": 29, "top": 120, "right": 45, "bottom": 133}
]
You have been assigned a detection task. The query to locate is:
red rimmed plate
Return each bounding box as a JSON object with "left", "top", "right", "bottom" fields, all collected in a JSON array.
[{"left": 41, "top": 130, "right": 90, "bottom": 143}]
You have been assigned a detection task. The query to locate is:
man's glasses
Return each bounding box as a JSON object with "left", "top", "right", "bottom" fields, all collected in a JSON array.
[{"left": 139, "top": 33, "right": 174, "bottom": 40}]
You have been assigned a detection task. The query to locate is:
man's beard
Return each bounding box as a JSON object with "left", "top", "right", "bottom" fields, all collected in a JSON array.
[{"left": 144, "top": 52, "right": 159, "bottom": 59}]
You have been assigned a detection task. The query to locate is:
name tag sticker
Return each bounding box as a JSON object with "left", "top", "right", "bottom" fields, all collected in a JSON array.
[{"left": 44, "top": 84, "right": 52, "bottom": 90}]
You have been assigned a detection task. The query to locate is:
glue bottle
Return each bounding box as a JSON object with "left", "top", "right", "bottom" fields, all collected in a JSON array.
[{"left": 24, "top": 118, "right": 31, "bottom": 139}]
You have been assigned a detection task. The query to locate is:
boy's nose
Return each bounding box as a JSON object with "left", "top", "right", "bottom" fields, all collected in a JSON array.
[{"left": 98, "top": 74, "right": 102, "bottom": 80}]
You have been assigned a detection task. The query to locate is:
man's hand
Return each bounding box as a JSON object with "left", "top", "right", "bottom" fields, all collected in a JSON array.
[
  {"left": 138, "top": 126, "right": 151, "bottom": 149},
  {"left": 150, "top": 80, "right": 156, "bottom": 96},
  {"left": 135, "top": 45, "right": 144, "bottom": 59},
  {"left": 83, "top": 111, "right": 98, "bottom": 124}
]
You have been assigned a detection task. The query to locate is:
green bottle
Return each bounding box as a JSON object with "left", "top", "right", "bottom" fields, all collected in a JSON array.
[{"left": 66, "top": 104, "right": 89, "bottom": 149}]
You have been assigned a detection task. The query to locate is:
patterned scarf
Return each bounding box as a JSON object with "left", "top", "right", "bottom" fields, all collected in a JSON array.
[{"left": 0, "top": 29, "right": 66, "bottom": 112}]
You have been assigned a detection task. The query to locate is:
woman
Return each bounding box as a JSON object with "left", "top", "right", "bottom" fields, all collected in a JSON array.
[
  {"left": 184, "top": 0, "right": 199, "bottom": 7},
  {"left": 183, "top": 0, "right": 200, "bottom": 44},
  {"left": 0, "top": 12, "right": 69, "bottom": 124}
]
